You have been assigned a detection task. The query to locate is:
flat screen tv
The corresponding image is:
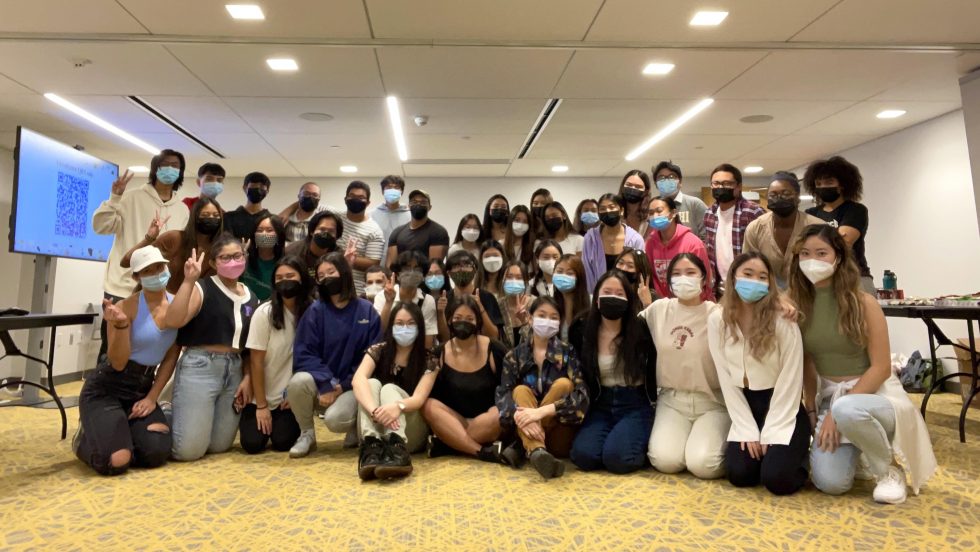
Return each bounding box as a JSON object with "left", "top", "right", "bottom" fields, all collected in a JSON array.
[{"left": 9, "top": 126, "right": 118, "bottom": 262}]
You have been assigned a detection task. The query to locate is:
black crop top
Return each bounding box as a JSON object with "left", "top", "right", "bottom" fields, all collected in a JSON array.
[{"left": 177, "top": 276, "right": 259, "bottom": 350}]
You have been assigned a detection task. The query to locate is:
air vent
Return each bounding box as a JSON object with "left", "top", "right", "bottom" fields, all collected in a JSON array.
[
  {"left": 126, "top": 96, "right": 225, "bottom": 159},
  {"left": 517, "top": 98, "right": 562, "bottom": 159}
]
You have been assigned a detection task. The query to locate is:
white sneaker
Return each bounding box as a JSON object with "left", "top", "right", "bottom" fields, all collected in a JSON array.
[
  {"left": 854, "top": 455, "right": 873, "bottom": 481},
  {"left": 289, "top": 429, "right": 317, "bottom": 458},
  {"left": 872, "top": 466, "right": 907, "bottom": 504}
]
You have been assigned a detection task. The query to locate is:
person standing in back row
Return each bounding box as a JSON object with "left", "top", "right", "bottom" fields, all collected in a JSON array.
[
  {"left": 336, "top": 180, "right": 385, "bottom": 295},
  {"left": 371, "top": 175, "right": 412, "bottom": 267},
  {"left": 703, "top": 164, "right": 765, "bottom": 295},
  {"left": 224, "top": 172, "right": 272, "bottom": 240},
  {"left": 653, "top": 161, "right": 708, "bottom": 241},
  {"left": 280, "top": 182, "right": 324, "bottom": 243},
  {"left": 385, "top": 190, "right": 449, "bottom": 268}
]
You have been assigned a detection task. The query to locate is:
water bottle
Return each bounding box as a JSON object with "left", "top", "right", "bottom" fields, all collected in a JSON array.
[{"left": 883, "top": 270, "right": 897, "bottom": 291}]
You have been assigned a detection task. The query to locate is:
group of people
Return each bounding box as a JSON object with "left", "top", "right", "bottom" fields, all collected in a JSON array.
[{"left": 75, "top": 149, "right": 936, "bottom": 506}]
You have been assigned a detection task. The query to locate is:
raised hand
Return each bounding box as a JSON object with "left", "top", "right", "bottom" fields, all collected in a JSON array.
[
  {"left": 515, "top": 293, "right": 530, "bottom": 325},
  {"left": 102, "top": 298, "right": 128, "bottom": 328},
  {"left": 383, "top": 272, "right": 396, "bottom": 304},
  {"left": 184, "top": 248, "right": 205, "bottom": 282},
  {"left": 637, "top": 274, "right": 653, "bottom": 306},
  {"left": 111, "top": 170, "right": 134, "bottom": 196},
  {"left": 146, "top": 209, "right": 171, "bottom": 242},
  {"left": 344, "top": 237, "right": 358, "bottom": 266},
  {"left": 437, "top": 291, "right": 448, "bottom": 313}
]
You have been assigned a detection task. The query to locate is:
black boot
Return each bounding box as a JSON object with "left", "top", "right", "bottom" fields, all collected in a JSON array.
[
  {"left": 357, "top": 436, "right": 385, "bottom": 481},
  {"left": 427, "top": 434, "right": 456, "bottom": 458},
  {"left": 375, "top": 434, "right": 413, "bottom": 480},
  {"left": 476, "top": 441, "right": 508, "bottom": 464},
  {"left": 501, "top": 439, "right": 527, "bottom": 469},
  {"left": 529, "top": 448, "right": 565, "bottom": 480}
]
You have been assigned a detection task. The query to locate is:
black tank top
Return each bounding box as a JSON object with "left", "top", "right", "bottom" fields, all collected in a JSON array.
[
  {"left": 433, "top": 343, "right": 497, "bottom": 419},
  {"left": 177, "top": 276, "right": 258, "bottom": 350}
]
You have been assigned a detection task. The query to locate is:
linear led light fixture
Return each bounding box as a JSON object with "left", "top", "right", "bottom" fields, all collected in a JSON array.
[
  {"left": 44, "top": 93, "right": 160, "bottom": 155},
  {"left": 126, "top": 96, "right": 225, "bottom": 158},
  {"left": 386, "top": 96, "right": 409, "bottom": 161},
  {"left": 624, "top": 98, "right": 714, "bottom": 161},
  {"left": 225, "top": 4, "right": 265, "bottom": 20},
  {"left": 518, "top": 98, "right": 562, "bottom": 159}
]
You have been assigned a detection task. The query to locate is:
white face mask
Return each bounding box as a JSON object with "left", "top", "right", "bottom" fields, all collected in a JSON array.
[
  {"left": 512, "top": 222, "right": 529, "bottom": 237},
  {"left": 461, "top": 228, "right": 480, "bottom": 243},
  {"left": 482, "top": 255, "right": 503, "bottom": 273},
  {"left": 364, "top": 283, "right": 384, "bottom": 299},
  {"left": 538, "top": 259, "right": 556, "bottom": 275},
  {"left": 799, "top": 259, "right": 836, "bottom": 284},
  {"left": 531, "top": 317, "right": 560, "bottom": 339},
  {"left": 670, "top": 275, "right": 702, "bottom": 300}
]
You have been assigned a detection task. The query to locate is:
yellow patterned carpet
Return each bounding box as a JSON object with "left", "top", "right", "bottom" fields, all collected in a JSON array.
[{"left": 2, "top": 383, "right": 978, "bottom": 551}]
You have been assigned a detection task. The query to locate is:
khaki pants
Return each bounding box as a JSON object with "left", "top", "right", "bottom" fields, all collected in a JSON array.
[
  {"left": 358, "top": 379, "right": 429, "bottom": 453},
  {"left": 512, "top": 377, "right": 577, "bottom": 457}
]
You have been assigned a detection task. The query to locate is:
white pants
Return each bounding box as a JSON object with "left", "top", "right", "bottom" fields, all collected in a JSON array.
[{"left": 648, "top": 388, "right": 730, "bottom": 479}]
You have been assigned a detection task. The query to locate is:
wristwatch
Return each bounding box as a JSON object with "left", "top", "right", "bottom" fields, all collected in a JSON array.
[{"left": 397, "top": 401, "right": 406, "bottom": 411}]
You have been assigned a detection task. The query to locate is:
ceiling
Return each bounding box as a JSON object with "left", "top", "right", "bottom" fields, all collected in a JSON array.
[{"left": 0, "top": 0, "right": 978, "bottom": 179}]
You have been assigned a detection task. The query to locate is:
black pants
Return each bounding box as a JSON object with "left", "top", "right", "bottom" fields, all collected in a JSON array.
[
  {"left": 96, "top": 292, "right": 124, "bottom": 366},
  {"left": 238, "top": 404, "right": 301, "bottom": 454},
  {"left": 77, "top": 360, "right": 171, "bottom": 475},
  {"left": 726, "top": 388, "right": 810, "bottom": 496}
]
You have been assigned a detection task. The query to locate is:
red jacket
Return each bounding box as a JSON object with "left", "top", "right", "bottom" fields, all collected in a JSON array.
[{"left": 644, "top": 223, "right": 715, "bottom": 301}]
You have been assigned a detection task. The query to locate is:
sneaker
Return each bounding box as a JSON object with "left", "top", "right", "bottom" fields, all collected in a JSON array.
[
  {"left": 529, "top": 447, "right": 565, "bottom": 480},
  {"left": 854, "top": 455, "right": 874, "bottom": 481},
  {"left": 357, "top": 436, "right": 386, "bottom": 481},
  {"left": 427, "top": 435, "right": 455, "bottom": 458},
  {"left": 375, "top": 434, "right": 413, "bottom": 480},
  {"left": 342, "top": 428, "right": 359, "bottom": 449},
  {"left": 872, "top": 466, "right": 907, "bottom": 504},
  {"left": 289, "top": 429, "right": 317, "bottom": 458},
  {"left": 476, "top": 441, "right": 507, "bottom": 464}
]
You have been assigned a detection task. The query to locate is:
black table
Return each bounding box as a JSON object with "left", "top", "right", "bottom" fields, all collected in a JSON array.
[
  {"left": 0, "top": 313, "right": 97, "bottom": 439},
  {"left": 882, "top": 304, "right": 980, "bottom": 442}
]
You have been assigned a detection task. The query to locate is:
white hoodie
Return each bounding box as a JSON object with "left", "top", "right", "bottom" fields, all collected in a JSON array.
[{"left": 92, "top": 183, "right": 189, "bottom": 297}]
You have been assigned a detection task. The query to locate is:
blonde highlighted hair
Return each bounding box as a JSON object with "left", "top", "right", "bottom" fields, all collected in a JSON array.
[{"left": 719, "top": 252, "right": 780, "bottom": 359}]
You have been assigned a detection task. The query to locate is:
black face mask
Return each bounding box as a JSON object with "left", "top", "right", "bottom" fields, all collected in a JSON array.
[
  {"left": 599, "top": 212, "right": 621, "bottom": 227},
  {"left": 313, "top": 232, "right": 336, "bottom": 251},
  {"left": 489, "top": 208, "right": 509, "bottom": 224},
  {"left": 196, "top": 217, "right": 221, "bottom": 236},
  {"left": 622, "top": 188, "right": 645, "bottom": 204},
  {"left": 275, "top": 279, "right": 303, "bottom": 299},
  {"left": 246, "top": 187, "right": 267, "bottom": 204},
  {"left": 317, "top": 277, "right": 343, "bottom": 299},
  {"left": 298, "top": 196, "right": 319, "bottom": 213},
  {"left": 712, "top": 187, "right": 736, "bottom": 203},
  {"left": 410, "top": 205, "right": 429, "bottom": 220},
  {"left": 451, "top": 320, "right": 477, "bottom": 340},
  {"left": 543, "top": 217, "right": 564, "bottom": 233},
  {"left": 532, "top": 206, "right": 546, "bottom": 220},
  {"left": 620, "top": 270, "right": 638, "bottom": 285},
  {"left": 450, "top": 270, "right": 475, "bottom": 288},
  {"left": 768, "top": 198, "right": 798, "bottom": 218},
  {"left": 345, "top": 198, "right": 367, "bottom": 214},
  {"left": 597, "top": 295, "right": 629, "bottom": 320},
  {"left": 816, "top": 188, "right": 841, "bottom": 203}
]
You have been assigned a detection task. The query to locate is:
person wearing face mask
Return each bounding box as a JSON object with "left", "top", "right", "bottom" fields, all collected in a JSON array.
[
  {"left": 640, "top": 253, "right": 729, "bottom": 480},
  {"left": 335, "top": 181, "right": 385, "bottom": 295},
  {"left": 613, "top": 248, "right": 655, "bottom": 308},
  {"left": 375, "top": 251, "right": 438, "bottom": 350},
  {"left": 285, "top": 211, "right": 345, "bottom": 281},
  {"left": 385, "top": 190, "right": 450, "bottom": 268},
  {"left": 529, "top": 188, "right": 553, "bottom": 234},
  {"left": 574, "top": 198, "right": 600, "bottom": 236},
  {"left": 242, "top": 214, "right": 287, "bottom": 302},
  {"left": 482, "top": 194, "right": 510, "bottom": 244},
  {"left": 568, "top": 270, "right": 657, "bottom": 474},
  {"left": 553, "top": 254, "right": 590, "bottom": 342},
  {"left": 238, "top": 256, "right": 313, "bottom": 454},
  {"left": 352, "top": 303, "right": 440, "bottom": 480},
  {"left": 363, "top": 265, "right": 389, "bottom": 303},
  {"left": 802, "top": 156, "right": 875, "bottom": 296},
  {"left": 743, "top": 172, "right": 825, "bottom": 289},
  {"left": 618, "top": 170, "right": 652, "bottom": 234},
  {"left": 497, "top": 260, "right": 532, "bottom": 348},
  {"left": 528, "top": 240, "right": 563, "bottom": 298},
  {"left": 279, "top": 182, "right": 327, "bottom": 243},
  {"left": 121, "top": 196, "right": 223, "bottom": 294},
  {"left": 448, "top": 213, "right": 485, "bottom": 257},
  {"left": 582, "top": 193, "right": 645, "bottom": 293},
  {"left": 370, "top": 175, "right": 412, "bottom": 267},
  {"left": 287, "top": 253, "right": 382, "bottom": 458},
  {"left": 164, "top": 234, "right": 260, "bottom": 461},
  {"left": 707, "top": 252, "right": 809, "bottom": 495},
  {"left": 504, "top": 205, "right": 536, "bottom": 266},
  {"left": 223, "top": 172, "right": 272, "bottom": 241},
  {"left": 788, "top": 225, "right": 935, "bottom": 504},
  {"left": 438, "top": 250, "right": 504, "bottom": 342},
  {"left": 496, "top": 297, "right": 588, "bottom": 479},
  {"left": 704, "top": 164, "right": 765, "bottom": 293},
  {"left": 644, "top": 196, "right": 715, "bottom": 302},
  {"left": 537, "top": 201, "right": 584, "bottom": 257},
  {"left": 94, "top": 149, "right": 189, "bottom": 366},
  {"left": 74, "top": 246, "right": 180, "bottom": 475},
  {"left": 183, "top": 163, "right": 226, "bottom": 210},
  {"left": 422, "top": 295, "right": 509, "bottom": 463},
  {"left": 652, "top": 161, "right": 708, "bottom": 241},
  {"left": 422, "top": 258, "right": 450, "bottom": 298},
  {"left": 478, "top": 240, "right": 506, "bottom": 299}
]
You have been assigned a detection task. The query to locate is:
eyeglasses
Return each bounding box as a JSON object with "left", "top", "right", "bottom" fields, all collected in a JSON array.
[
  {"left": 217, "top": 253, "right": 246, "bottom": 263},
  {"left": 711, "top": 180, "right": 738, "bottom": 188},
  {"left": 766, "top": 192, "right": 798, "bottom": 201},
  {"left": 655, "top": 176, "right": 678, "bottom": 182}
]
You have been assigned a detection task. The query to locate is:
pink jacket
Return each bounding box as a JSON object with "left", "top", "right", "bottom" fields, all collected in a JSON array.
[{"left": 644, "top": 223, "right": 715, "bottom": 301}]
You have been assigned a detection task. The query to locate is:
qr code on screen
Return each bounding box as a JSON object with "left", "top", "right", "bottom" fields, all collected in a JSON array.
[{"left": 55, "top": 171, "right": 89, "bottom": 239}]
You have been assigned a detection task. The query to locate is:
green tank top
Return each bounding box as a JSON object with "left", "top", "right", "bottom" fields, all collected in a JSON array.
[{"left": 802, "top": 287, "right": 870, "bottom": 377}]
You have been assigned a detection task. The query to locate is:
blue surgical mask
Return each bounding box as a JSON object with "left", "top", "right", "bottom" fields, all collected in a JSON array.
[
  {"left": 424, "top": 275, "right": 444, "bottom": 290},
  {"left": 201, "top": 181, "right": 223, "bottom": 198},
  {"left": 383, "top": 188, "right": 402, "bottom": 204},
  {"left": 649, "top": 215, "right": 671, "bottom": 230},
  {"left": 141, "top": 269, "right": 170, "bottom": 292},
  {"left": 553, "top": 273, "right": 577, "bottom": 292},
  {"left": 734, "top": 278, "right": 769, "bottom": 303},
  {"left": 503, "top": 280, "right": 526, "bottom": 296},
  {"left": 156, "top": 166, "right": 180, "bottom": 185},
  {"left": 392, "top": 325, "right": 419, "bottom": 346},
  {"left": 656, "top": 178, "right": 679, "bottom": 196},
  {"left": 580, "top": 211, "right": 599, "bottom": 226}
]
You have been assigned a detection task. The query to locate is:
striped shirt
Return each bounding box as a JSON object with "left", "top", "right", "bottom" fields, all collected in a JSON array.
[{"left": 337, "top": 212, "right": 385, "bottom": 294}]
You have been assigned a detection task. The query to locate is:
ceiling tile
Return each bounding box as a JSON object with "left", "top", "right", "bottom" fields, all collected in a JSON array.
[
  {"left": 223, "top": 98, "right": 388, "bottom": 134},
  {"left": 0, "top": 0, "right": 146, "bottom": 33},
  {"left": 403, "top": 164, "right": 510, "bottom": 177},
  {"left": 401, "top": 99, "right": 546, "bottom": 134},
  {"left": 139, "top": 96, "right": 253, "bottom": 134},
  {"left": 546, "top": 99, "right": 710, "bottom": 135},
  {"left": 797, "top": 101, "right": 961, "bottom": 136},
  {"left": 680, "top": 100, "right": 856, "bottom": 135},
  {"left": 740, "top": 134, "right": 870, "bottom": 162},
  {"left": 605, "top": 159, "right": 720, "bottom": 178},
  {"left": 409, "top": 134, "right": 525, "bottom": 160},
  {"left": 506, "top": 159, "right": 620, "bottom": 177},
  {"left": 792, "top": 0, "right": 980, "bottom": 43},
  {"left": 264, "top": 133, "right": 400, "bottom": 166}
]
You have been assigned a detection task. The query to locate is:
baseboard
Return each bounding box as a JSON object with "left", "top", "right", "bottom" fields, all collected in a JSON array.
[{"left": 2, "top": 371, "right": 86, "bottom": 387}]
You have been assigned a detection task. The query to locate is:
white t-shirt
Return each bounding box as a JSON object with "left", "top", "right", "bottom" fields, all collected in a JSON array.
[
  {"left": 715, "top": 205, "right": 735, "bottom": 282},
  {"left": 372, "top": 285, "right": 439, "bottom": 336},
  {"left": 556, "top": 233, "right": 584, "bottom": 256},
  {"left": 638, "top": 298, "right": 721, "bottom": 402},
  {"left": 244, "top": 302, "right": 295, "bottom": 409}
]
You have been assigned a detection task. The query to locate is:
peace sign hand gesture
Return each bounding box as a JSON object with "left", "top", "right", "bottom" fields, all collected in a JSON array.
[
  {"left": 146, "top": 209, "right": 171, "bottom": 242},
  {"left": 111, "top": 170, "right": 134, "bottom": 196},
  {"left": 515, "top": 293, "right": 530, "bottom": 325},
  {"left": 184, "top": 247, "right": 206, "bottom": 282},
  {"left": 637, "top": 274, "right": 653, "bottom": 307},
  {"left": 343, "top": 237, "right": 358, "bottom": 266},
  {"left": 383, "top": 273, "right": 397, "bottom": 304}
]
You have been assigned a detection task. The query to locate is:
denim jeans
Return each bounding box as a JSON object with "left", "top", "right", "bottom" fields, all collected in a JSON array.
[
  {"left": 171, "top": 349, "right": 243, "bottom": 461},
  {"left": 648, "top": 388, "right": 730, "bottom": 479},
  {"left": 810, "top": 393, "right": 896, "bottom": 495},
  {"left": 570, "top": 386, "right": 654, "bottom": 474}
]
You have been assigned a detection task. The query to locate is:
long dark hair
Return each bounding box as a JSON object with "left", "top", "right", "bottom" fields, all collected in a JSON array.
[
  {"left": 530, "top": 239, "right": 563, "bottom": 288},
  {"left": 555, "top": 254, "right": 590, "bottom": 322},
  {"left": 478, "top": 239, "right": 506, "bottom": 292},
  {"left": 666, "top": 252, "right": 709, "bottom": 298},
  {"left": 481, "top": 194, "right": 509, "bottom": 237},
  {"left": 375, "top": 302, "right": 430, "bottom": 394},
  {"left": 452, "top": 213, "right": 484, "bottom": 245},
  {"left": 181, "top": 196, "right": 224, "bottom": 254},
  {"left": 504, "top": 205, "right": 535, "bottom": 266},
  {"left": 541, "top": 201, "right": 574, "bottom": 239},
  {"left": 270, "top": 255, "right": 314, "bottom": 330},
  {"left": 573, "top": 198, "right": 598, "bottom": 235},
  {"left": 317, "top": 252, "right": 357, "bottom": 303},
  {"left": 582, "top": 270, "right": 647, "bottom": 385},
  {"left": 247, "top": 213, "right": 286, "bottom": 272}
]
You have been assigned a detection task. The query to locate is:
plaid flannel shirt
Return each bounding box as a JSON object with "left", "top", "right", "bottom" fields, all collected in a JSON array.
[{"left": 704, "top": 197, "right": 765, "bottom": 280}]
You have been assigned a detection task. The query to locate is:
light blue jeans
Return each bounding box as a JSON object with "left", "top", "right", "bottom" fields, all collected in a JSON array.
[
  {"left": 171, "top": 349, "right": 243, "bottom": 461},
  {"left": 810, "top": 393, "right": 896, "bottom": 495}
]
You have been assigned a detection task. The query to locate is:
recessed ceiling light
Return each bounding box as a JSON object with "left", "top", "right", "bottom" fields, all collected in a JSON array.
[
  {"left": 690, "top": 11, "right": 728, "bottom": 26},
  {"left": 340, "top": 165, "right": 358, "bottom": 173},
  {"left": 266, "top": 58, "right": 298, "bottom": 71},
  {"left": 386, "top": 96, "right": 409, "bottom": 161},
  {"left": 44, "top": 93, "right": 160, "bottom": 155},
  {"left": 226, "top": 4, "right": 265, "bottom": 20},
  {"left": 625, "top": 98, "right": 714, "bottom": 161},
  {"left": 876, "top": 109, "right": 906, "bottom": 119},
  {"left": 744, "top": 166, "right": 764, "bottom": 174},
  {"left": 740, "top": 114, "right": 774, "bottom": 124},
  {"left": 642, "top": 63, "right": 675, "bottom": 76},
  {"left": 128, "top": 165, "right": 150, "bottom": 173},
  {"left": 551, "top": 165, "right": 569, "bottom": 173},
  {"left": 299, "top": 112, "right": 333, "bottom": 122}
]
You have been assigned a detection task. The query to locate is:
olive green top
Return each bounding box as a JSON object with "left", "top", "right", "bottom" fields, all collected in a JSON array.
[{"left": 802, "top": 286, "right": 870, "bottom": 377}]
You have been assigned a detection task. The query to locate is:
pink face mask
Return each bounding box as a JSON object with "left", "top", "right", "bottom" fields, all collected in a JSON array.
[{"left": 216, "top": 258, "right": 246, "bottom": 279}]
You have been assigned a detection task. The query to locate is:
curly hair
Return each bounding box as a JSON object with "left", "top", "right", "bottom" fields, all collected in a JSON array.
[{"left": 803, "top": 156, "right": 863, "bottom": 202}]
